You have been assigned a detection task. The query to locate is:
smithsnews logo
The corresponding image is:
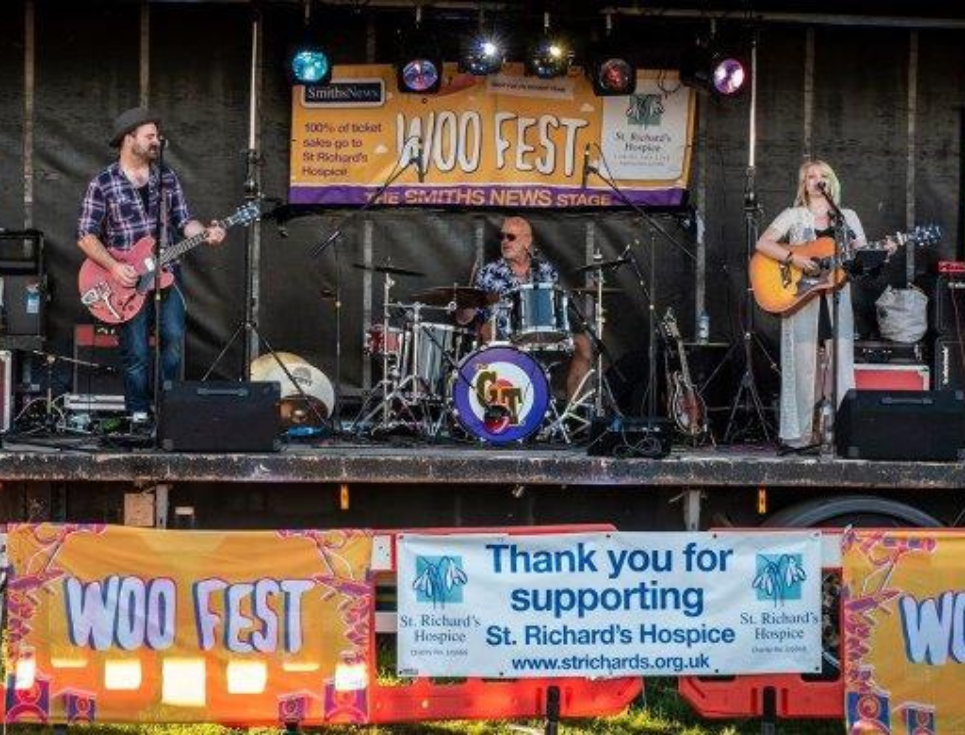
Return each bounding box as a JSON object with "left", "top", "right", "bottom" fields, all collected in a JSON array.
[{"left": 302, "top": 80, "right": 384, "bottom": 107}]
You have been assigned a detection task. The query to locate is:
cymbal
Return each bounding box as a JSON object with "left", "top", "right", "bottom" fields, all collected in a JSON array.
[
  {"left": 571, "top": 257, "right": 629, "bottom": 275},
  {"left": 570, "top": 286, "right": 625, "bottom": 295},
  {"left": 352, "top": 262, "right": 425, "bottom": 277},
  {"left": 411, "top": 286, "right": 500, "bottom": 309},
  {"left": 249, "top": 352, "right": 334, "bottom": 425}
]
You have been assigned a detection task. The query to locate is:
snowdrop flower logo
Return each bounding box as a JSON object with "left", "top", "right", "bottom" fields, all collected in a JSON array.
[
  {"left": 753, "top": 553, "right": 807, "bottom": 605},
  {"left": 412, "top": 556, "right": 468, "bottom": 607}
]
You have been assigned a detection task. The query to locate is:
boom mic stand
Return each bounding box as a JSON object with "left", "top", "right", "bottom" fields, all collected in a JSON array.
[
  {"left": 202, "top": 8, "right": 328, "bottom": 432},
  {"left": 585, "top": 157, "right": 696, "bottom": 424},
  {"left": 307, "top": 136, "right": 425, "bottom": 431}
]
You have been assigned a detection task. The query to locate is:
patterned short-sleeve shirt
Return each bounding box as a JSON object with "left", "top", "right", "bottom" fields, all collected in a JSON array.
[{"left": 474, "top": 257, "right": 558, "bottom": 339}]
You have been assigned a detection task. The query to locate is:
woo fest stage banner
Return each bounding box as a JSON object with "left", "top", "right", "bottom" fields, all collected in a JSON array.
[
  {"left": 3, "top": 524, "right": 373, "bottom": 725},
  {"left": 843, "top": 530, "right": 965, "bottom": 734},
  {"left": 290, "top": 63, "right": 695, "bottom": 209},
  {"left": 397, "top": 531, "right": 822, "bottom": 678}
]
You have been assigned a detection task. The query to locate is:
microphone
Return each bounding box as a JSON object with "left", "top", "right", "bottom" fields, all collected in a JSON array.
[
  {"left": 816, "top": 181, "right": 827, "bottom": 192},
  {"left": 157, "top": 137, "right": 169, "bottom": 151},
  {"left": 580, "top": 143, "right": 591, "bottom": 189},
  {"left": 415, "top": 138, "right": 425, "bottom": 183}
]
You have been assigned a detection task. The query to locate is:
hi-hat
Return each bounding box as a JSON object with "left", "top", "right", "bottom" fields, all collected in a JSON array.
[
  {"left": 571, "top": 257, "right": 629, "bottom": 275},
  {"left": 352, "top": 262, "right": 425, "bottom": 277},
  {"left": 411, "top": 286, "right": 500, "bottom": 309}
]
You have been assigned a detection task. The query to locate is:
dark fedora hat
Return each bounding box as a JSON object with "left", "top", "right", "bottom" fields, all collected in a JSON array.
[{"left": 109, "top": 107, "right": 160, "bottom": 148}]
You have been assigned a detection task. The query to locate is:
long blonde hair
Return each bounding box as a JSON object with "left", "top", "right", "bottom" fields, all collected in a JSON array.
[{"left": 793, "top": 159, "right": 841, "bottom": 207}]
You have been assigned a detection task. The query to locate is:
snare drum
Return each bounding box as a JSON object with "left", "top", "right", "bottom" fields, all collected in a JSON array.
[
  {"left": 451, "top": 344, "right": 550, "bottom": 443},
  {"left": 402, "top": 322, "right": 475, "bottom": 400},
  {"left": 508, "top": 283, "right": 570, "bottom": 348},
  {"left": 365, "top": 323, "right": 405, "bottom": 358}
]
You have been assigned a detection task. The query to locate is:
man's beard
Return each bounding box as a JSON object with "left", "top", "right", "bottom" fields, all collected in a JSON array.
[{"left": 133, "top": 143, "right": 159, "bottom": 161}]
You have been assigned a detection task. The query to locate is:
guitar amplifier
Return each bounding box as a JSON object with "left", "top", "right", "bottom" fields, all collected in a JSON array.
[
  {"left": 835, "top": 389, "right": 965, "bottom": 461},
  {"left": 158, "top": 381, "right": 281, "bottom": 452},
  {"left": 854, "top": 339, "right": 922, "bottom": 365},
  {"left": 934, "top": 338, "right": 965, "bottom": 391}
]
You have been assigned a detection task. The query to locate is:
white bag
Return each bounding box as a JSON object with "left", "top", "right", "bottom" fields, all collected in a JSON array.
[{"left": 875, "top": 286, "right": 928, "bottom": 343}]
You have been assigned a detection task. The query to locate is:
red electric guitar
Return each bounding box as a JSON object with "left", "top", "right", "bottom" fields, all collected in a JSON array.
[{"left": 78, "top": 203, "right": 260, "bottom": 324}]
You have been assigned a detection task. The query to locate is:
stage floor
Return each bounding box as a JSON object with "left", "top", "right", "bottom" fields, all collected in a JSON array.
[{"left": 0, "top": 437, "right": 961, "bottom": 488}]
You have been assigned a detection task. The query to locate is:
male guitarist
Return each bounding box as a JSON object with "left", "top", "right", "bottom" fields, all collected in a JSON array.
[{"left": 76, "top": 107, "right": 226, "bottom": 423}]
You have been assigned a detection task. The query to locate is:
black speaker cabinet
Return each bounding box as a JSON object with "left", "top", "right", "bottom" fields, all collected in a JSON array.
[
  {"left": 835, "top": 389, "right": 965, "bottom": 462},
  {"left": 1, "top": 274, "right": 45, "bottom": 336},
  {"left": 588, "top": 416, "right": 674, "bottom": 458},
  {"left": 159, "top": 381, "right": 281, "bottom": 452},
  {"left": 934, "top": 276, "right": 965, "bottom": 336},
  {"left": 935, "top": 338, "right": 965, "bottom": 391}
]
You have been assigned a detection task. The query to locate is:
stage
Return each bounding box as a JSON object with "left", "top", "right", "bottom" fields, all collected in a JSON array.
[{"left": 0, "top": 439, "right": 960, "bottom": 489}]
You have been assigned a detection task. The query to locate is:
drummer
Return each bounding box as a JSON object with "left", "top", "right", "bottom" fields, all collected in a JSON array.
[{"left": 456, "top": 215, "right": 592, "bottom": 400}]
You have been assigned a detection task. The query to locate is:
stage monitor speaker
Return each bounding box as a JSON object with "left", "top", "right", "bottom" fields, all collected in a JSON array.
[
  {"left": 934, "top": 276, "right": 965, "bottom": 336},
  {"left": 588, "top": 416, "right": 673, "bottom": 458},
  {"left": 835, "top": 389, "right": 965, "bottom": 462},
  {"left": 159, "top": 381, "right": 281, "bottom": 453},
  {"left": 934, "top": 337, "right": 965, "bottom": 391},
  {"left": 1, "top": 275, "right": 45, "bottom": 336}
]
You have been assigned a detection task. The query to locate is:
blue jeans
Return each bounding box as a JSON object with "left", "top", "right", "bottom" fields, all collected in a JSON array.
[{"left": 118, "top": 284, "right": 185, "bottom": 413}]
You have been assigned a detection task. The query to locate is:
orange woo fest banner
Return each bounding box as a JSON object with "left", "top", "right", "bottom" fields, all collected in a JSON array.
[
  {"left": 290, "top": 63, "right": 695, "bottom": 209},
  {"left": 842, "top": 529, "right": 965, "bottom": 734},
  {"left": 3, "top": 524, "right": 373, "bottom": 725}
]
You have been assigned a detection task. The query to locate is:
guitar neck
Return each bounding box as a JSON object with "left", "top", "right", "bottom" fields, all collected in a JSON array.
[
  {"left": 676, "top": 337, "right": 694, "bottom": 387},
  {"left": 159, "top": 229, "right": 211, "bottom": 267}
]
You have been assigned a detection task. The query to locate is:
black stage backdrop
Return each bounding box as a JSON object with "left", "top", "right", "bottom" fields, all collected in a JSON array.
[{"left": 0, "top": 1, "right": 962, "bottom": 408}]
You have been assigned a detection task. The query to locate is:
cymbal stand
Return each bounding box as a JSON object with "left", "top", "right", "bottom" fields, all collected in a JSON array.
[
  {"left": 354, "top": 283, "right": 427, "bottom": 435},
  {"left": 542, "top": 254, "right": 616, "bottom": 442}
]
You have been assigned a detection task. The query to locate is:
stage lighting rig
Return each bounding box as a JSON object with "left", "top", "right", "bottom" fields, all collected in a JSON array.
[
  {"left": 397, "top": 6, "right": 443, "bottom": 94},
  {"left": 681, "top": 24, "right": 747, "bottom": 97},
  {"left": 459, "top": 11, "right": 505, "bottom": 76},
  {"left": 526, "top": 12, "right": 573, "bottom": 79},
  {"left": 289, "top": 0, "right": 331, "bottom": 86},
  {"left": 586, "top": 12, "right": 636, "bottom": 96}
]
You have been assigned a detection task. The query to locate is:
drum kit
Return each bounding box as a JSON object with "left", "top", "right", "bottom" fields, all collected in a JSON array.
[{"left": 352, "top": 255, "right": 626, "bottom": 445}]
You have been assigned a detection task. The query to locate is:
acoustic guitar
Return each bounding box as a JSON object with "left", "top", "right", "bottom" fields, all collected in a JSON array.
[
  {"left": 749, "top": 224, "right": 941, "bottom": 316},
  {"left": 78, "top": 202, "right": 260, "bottom": 324}
]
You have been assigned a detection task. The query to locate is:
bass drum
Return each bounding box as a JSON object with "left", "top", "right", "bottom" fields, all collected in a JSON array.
[{"left": 450, "top": 344, "right": 550, "bottom": 444}]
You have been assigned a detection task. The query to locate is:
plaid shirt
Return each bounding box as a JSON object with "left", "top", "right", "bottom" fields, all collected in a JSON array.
[
  {"left": 474, "top": 257, "right": 558, "bottom": 339},
  {"left": 77, "top": 161, "right": 191, "bottom": 251}
]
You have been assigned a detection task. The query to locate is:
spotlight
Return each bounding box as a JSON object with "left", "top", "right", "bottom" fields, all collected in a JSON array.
[
  {"left": 459, "top": 10, "right": 504, "bottom": 76},
  {"left": 586, "top": 14, "right": 636, "bottom": 96},
  {"left": 460, "top": 37, "right": 504, "bottom": 76},
  {"left": 288, "top": 0, "right": 331, "bottom": 86},
  {"left": 397, "top": 7, "right": 443, "bottom": 94},
  {"left": 681, "top": 29, "right": 747, "bottom": 97},
  {"left": 526, "top": 12, "right": 572, "bottom": 79},
  {"left": 290, "top": 48, "right": 331, "bottom": 85}
]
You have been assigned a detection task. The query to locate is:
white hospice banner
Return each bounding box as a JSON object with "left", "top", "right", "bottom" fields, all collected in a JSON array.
[{"left": 397, "top": 531, "right": 822, "bottom": 678}]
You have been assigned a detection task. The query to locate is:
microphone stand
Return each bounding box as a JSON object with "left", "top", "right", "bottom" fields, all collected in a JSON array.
[
  {"left": 585, "top": 157, "right": 695, "bottom": 423},
  {"left": 305, "top": 139, "right": 422, "bottom": 430},
  {"left": 152, "top": 142, "right": 168, "bottom": 448},
  {"left": 819, "top": 185, "right": 848, "bottom": 455}
]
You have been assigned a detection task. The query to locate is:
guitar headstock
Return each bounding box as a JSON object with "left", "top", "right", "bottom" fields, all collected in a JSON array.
[
  {"left": 889, "top": 223, "right": 942, "bottom": 249},
  {"left": 660, "top": 308, "right": 682, "bottom": 341},
  {"left": 905, "top": 223, "right": 942, "bottom": 248},
  {"left": 224, "top": 202, "right": 262, "bottom": 229}
]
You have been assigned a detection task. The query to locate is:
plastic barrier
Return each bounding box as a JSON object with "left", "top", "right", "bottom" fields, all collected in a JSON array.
[
  {"left": 367, "top": 524, "right": 643, "bottom": 723},
  {"left": 678, "top": 530, "right": 843, "bottom": 720}
]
